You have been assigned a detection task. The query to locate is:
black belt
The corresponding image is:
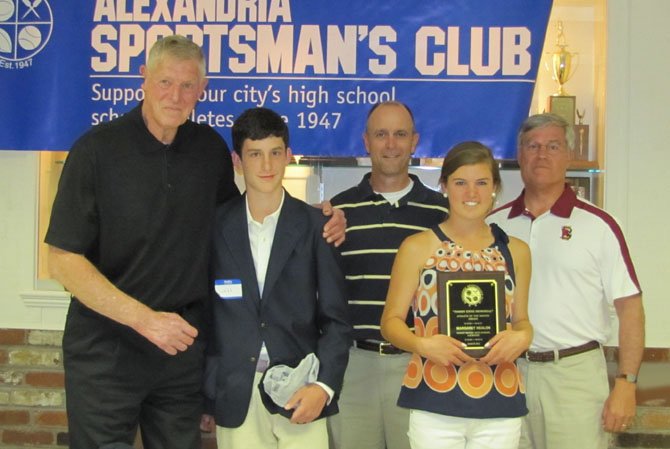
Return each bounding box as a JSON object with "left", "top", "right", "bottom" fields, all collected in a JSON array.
[
  {"left": 354, "top": 340, "right": 405, "bottom": 355},
  {"left": 524, "top": 340, "right": 600, "bottom": 362}
]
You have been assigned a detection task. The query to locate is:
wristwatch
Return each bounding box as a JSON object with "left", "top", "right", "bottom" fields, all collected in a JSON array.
[{"left": 616, "top": 373, "right": 638, "bottom": 383}]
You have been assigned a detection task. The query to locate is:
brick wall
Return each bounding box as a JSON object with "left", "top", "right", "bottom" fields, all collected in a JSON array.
[
  {"left": 0, "top": 329, "right": 217, "bottom": 449},
  {"left": 1, "top": 329, "right": 668, "bottom": 448},
  {"left": 0, "top": 329, "right": 66, "bottom": 448}
]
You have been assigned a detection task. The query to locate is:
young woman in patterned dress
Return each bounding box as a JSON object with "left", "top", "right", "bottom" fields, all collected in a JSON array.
[{"left": 381, "top": 141, "right": 533, "bottom": 449}]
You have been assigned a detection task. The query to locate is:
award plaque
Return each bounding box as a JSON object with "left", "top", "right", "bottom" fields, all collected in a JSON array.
[
  {"left": 437, "top": 271, "right": 506, "bottom": 358},
  {"left": 547, "top": 95, "right": 576, "bottom": 125}
]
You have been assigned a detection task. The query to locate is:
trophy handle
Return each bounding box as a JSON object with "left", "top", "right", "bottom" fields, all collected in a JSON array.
[{"left": 568, "top": 53, "right": 580, "bottom": 83}]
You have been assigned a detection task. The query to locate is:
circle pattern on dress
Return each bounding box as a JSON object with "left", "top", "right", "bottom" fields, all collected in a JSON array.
[
  {"left": 414, "top": 317, "right": 425, "bottom": 337},
  {"left": 494, "top": 362, "right": 519, "bottom": 397},
  {"left": 458, "top": 361, "right": 494, "bottom": 399},
  {"left": 423, "top": 359, "right": 457, "bottom": 393},
  {"left": 406, "top": 238, "right": 525, "bottom": 404},
  {"left": 424, "top": 316, "right": 439, "bottom": 337},
  {"left": 403, "top": 353, "right": 424, "bottom": 389}
]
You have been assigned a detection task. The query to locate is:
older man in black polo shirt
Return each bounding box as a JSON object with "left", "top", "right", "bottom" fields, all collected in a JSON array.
[
  {"left": 46, "top": 36, "right": 344, "bottom": 449},
  {"left": 46, "top": 35, "right": 236, "bottom": 449}
]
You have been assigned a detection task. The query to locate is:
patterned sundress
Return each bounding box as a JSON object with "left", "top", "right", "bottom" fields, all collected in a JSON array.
[{"left": 397, "top": 223, "right": 527, "bottom": 418}]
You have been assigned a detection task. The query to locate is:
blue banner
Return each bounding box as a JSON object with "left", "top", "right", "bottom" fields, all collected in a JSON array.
[{"left": 0, "top": 0, "right": 552, "bottom": 158}]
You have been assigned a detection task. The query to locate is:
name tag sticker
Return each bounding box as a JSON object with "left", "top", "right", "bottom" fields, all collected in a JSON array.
[{"left": 215, "top": 279, "right": 243, "bottom": 300}]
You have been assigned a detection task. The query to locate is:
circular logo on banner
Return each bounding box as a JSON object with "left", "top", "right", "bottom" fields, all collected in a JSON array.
[{"left": 0, "top": 0, "right": 53, "bottom": 69}]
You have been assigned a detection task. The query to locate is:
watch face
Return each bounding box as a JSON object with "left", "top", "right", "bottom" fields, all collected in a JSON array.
[{"left": 618, "top": 374, "right": 638, "bottom": 383}]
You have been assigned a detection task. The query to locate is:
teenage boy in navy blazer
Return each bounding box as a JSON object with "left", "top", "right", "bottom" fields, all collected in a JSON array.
[{"left": 201, "top": 107, "right": 352, "bottom": 449}]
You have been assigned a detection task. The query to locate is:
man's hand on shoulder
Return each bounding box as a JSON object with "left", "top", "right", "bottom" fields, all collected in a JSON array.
[{"left": 318, "top": 200, "right": 346, "bottom": 247}]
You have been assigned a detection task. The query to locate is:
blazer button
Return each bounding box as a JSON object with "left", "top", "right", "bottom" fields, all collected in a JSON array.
[
  {"left": 250, "top": 356, "right": 257, "bottom": 363},
  {"left": 260, "top": 322, "right": 267, "bottom": 328}
]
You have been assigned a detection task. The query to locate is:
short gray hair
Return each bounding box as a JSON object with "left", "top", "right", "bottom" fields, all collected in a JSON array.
[
  {"left": 147, "top": 35, "right": 206, "bottom": 78},
  {"left": 517, "top": 113, "right": 575, "bottom": 150}
]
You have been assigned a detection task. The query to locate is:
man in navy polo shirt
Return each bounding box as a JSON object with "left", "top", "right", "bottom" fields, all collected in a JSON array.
[{"left": 328, "top": 101, "right": 449, "bottom": 449}]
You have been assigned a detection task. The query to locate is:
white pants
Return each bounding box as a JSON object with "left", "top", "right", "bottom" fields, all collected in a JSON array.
[
  {"left": 408, "top": 410, "right": 521, "bottom": 449},
  {"left": 216, "top": 372, "right": 328, "bottom": 449}
]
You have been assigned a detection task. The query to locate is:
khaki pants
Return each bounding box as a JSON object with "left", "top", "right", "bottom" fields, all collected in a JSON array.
[
  {"left": 518, "top": 348, "right": 610, "bottom": 449},
  {"left": 328, "top": 347, "right": 411, "bottom": 449},
  {"left": 216, "top": 372, "right": 328, "bottom": 449}
]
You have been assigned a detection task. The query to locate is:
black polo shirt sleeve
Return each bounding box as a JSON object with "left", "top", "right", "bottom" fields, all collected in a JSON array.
[
  {"left": 45, "top": 134, "right": 99, "bottom": 256},
  {"left": 214, "top": 138, "right": 239, "bottom": 205}
]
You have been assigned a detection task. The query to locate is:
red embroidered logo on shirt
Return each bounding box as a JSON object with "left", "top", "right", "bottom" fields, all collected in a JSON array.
[{"left": 561, "top": 226, "right": 572, "bottom": 240}]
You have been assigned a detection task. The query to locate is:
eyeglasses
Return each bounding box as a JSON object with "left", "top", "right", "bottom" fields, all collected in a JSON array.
[{"left": 522, "top": 141, "right": 566, "bottom": 153}]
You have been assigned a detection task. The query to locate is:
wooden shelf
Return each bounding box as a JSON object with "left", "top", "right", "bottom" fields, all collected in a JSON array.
[{"left": 568, "top": 160, "right": 601, "bottom": 171}]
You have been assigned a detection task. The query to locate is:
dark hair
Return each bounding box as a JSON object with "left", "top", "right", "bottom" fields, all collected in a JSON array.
[
  {"left": 232, "top": 107, "right": 289, "bottom": 156},
  {"left": 365, "top": 101, "right": 416, "bottom": 133},
  {"left": 439, "top": 141, "right": 501, "bottom": 196}
]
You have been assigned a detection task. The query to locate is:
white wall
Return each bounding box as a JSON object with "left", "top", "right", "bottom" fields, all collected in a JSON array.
[
  {"left": 0, "top": 151, "right": 69, "bottom": 330},
  {"left": 604, "top": 0, "right": 670, "bottom": 347},
  {"left": 1, "top": 0, "right": 668, "bottom": 346}
]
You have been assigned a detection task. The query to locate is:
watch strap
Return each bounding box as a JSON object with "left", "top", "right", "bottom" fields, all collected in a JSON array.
[{"left": 616, "top": 373, "right": 638, "bottom": 383}]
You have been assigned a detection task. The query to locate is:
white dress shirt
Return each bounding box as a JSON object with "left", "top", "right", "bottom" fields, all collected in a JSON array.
[{"left": 245, "top": 191, "right": 334, "bottom": 402}]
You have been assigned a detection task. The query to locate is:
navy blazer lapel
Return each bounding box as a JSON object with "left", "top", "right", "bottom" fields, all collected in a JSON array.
[
  {"left": 219, "top": 195, "right": 262, "bottom": 310},
  {"left": 262, "top": 194, "right": 306, "bottom": 300}
]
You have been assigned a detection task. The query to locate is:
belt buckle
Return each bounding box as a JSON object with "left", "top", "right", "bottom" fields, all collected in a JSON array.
[
  {"left": 525, "top": 349, "right": 560, "bottom": 363},
  {"left": 379, "top": 342, "right": 391, "bottom": 355}
]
